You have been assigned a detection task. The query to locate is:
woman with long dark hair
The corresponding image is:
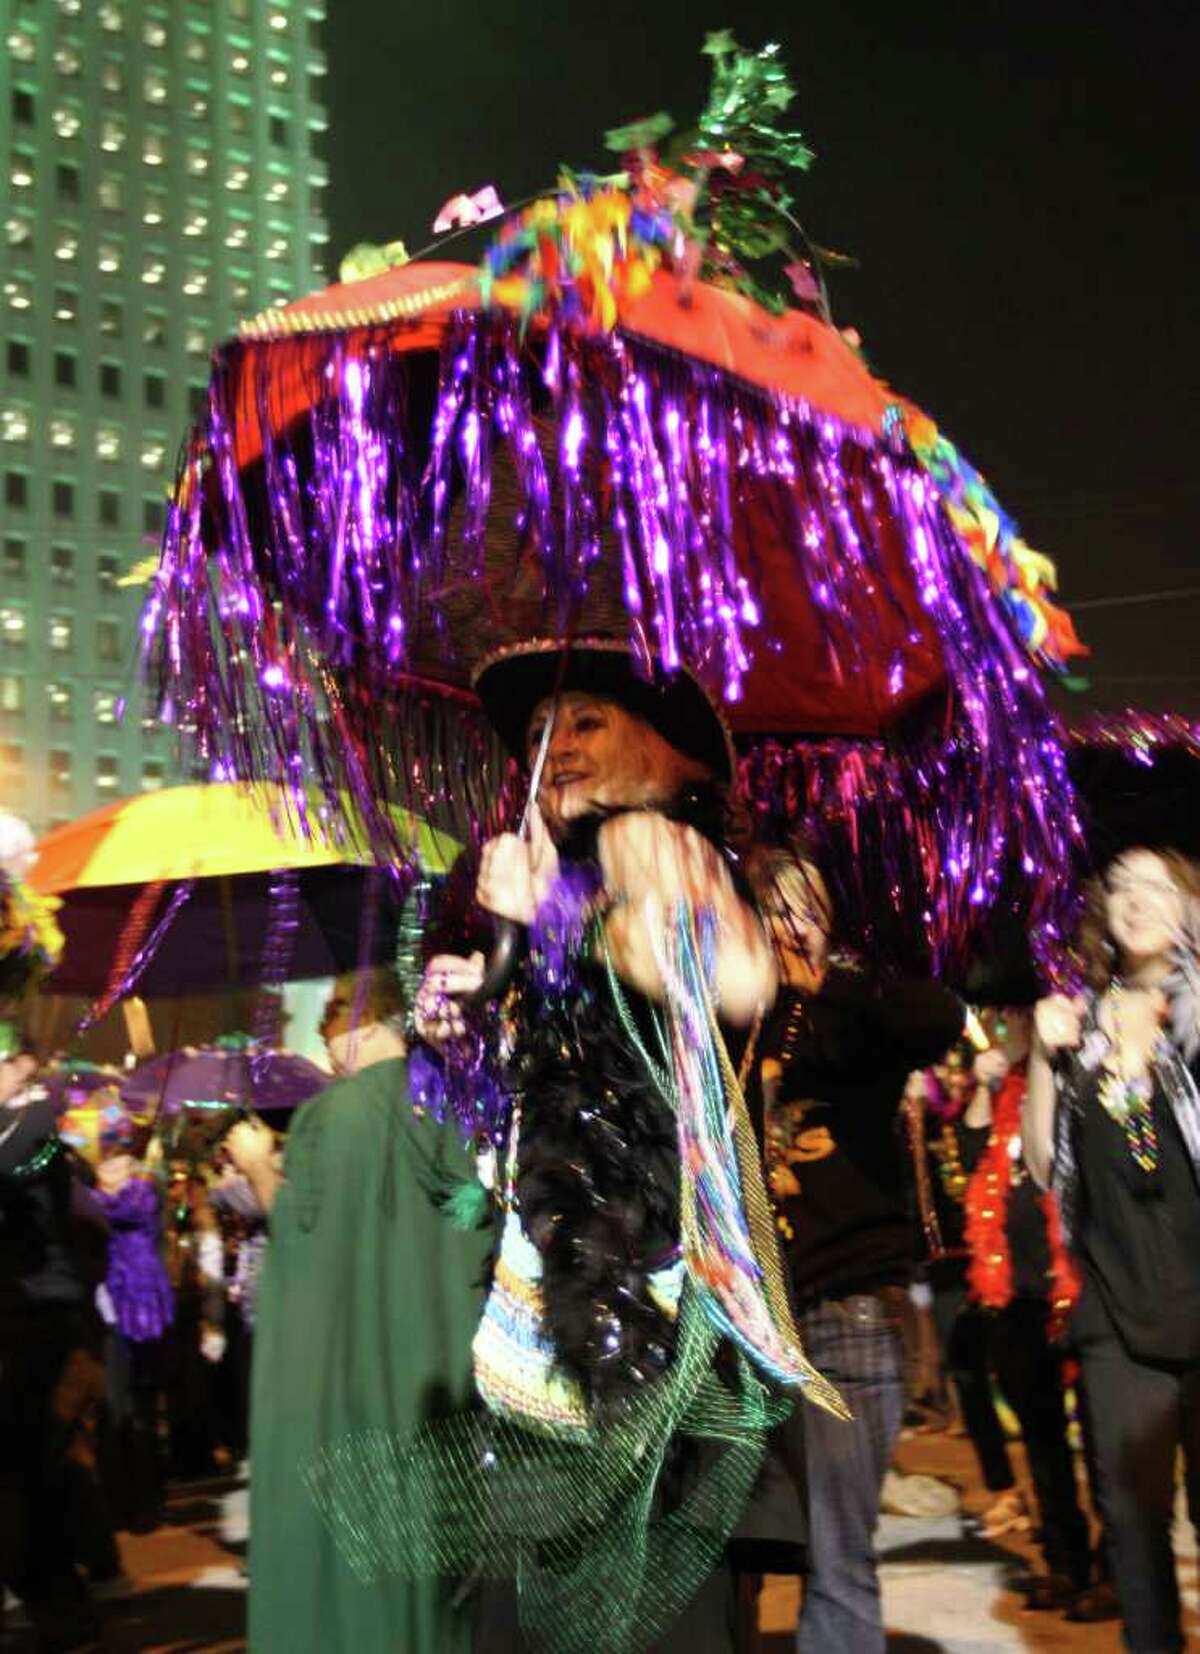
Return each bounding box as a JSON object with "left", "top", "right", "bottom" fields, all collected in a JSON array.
[{"left": 1025, "top": 845, "right": 1200, "bottom": 1653}]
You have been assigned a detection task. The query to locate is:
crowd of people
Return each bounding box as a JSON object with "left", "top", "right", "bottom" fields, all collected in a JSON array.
[{"left": 2, "top": 638, "right": 1199, "bottom": 1653}]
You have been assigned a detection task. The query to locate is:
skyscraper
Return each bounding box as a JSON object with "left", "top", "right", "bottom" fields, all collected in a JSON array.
[{"left": 1, "top": 0, "right": 329, "bottom": 830}]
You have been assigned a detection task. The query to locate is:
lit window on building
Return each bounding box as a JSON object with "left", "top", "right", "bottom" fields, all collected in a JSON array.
[
  {"left": 49, "top": 613, "right": 73, "bottom": 652},
  {"left": 226, "top": 166, "right": 250, "bottom": 193},
  {"left": 98, "top": 489, "right": 121, "bottom": 527},
  {"left": 94, "top": 689, "right": 118, "bottom": 723},
  {"left": 99, "top": 362, "right": 122, "bottom": 399},
  {"left": 96, "top": 621, "right": 121, "bottom": 663},
  {"left": 8, "top": 341, "right": 31, "bottom": 378},
  {"left": 57, "top": 0, "right": 84, "bottom": 16},
  {"left": 13, "top": 88, "right": 35, "bottom": 125},
  {"left": 229, "top": 0, "right": 252, "bottom": 18},
  {"left": 183, "top": 269, "right": 208, "bottom": 297},
  {"left": 8, "top": 31, "right": 36, "bottom": 64},
  {"left": 142, "top": 190, "right": 165, "bottom": 226},
  {"left": 141, "top": 758, "right": 166, "bottom": 792},
  {"left": 0, "top": 606, "right": 27, "bottom": 644},
  {"left": 49, "top": 418, "right": 75, "bottom": 451},
  {"left": 50, "top": 546, "right": 75, "bottom": 585},
  {"left": 96, "top": 427, "right": 121, "bottom": 462},
  {"left": 4, "top": 277, "right": 32, "bottom": 312},
  {"left": 54, "top": 44, "right": 82, "bottom": 76},
  {"left": 100, "top": 118, "right": 126, "bottom": 154},
  {"left": 189, "top": 92, "right": 209, "bottom": 121},
  {"left": 2, "top": 538, "right": 25, "bottom": 580},
  {"left": 186, "top": 322, "right": 208, "bottom": 356},
  {"left": 10, "top": 154, "right": 34, "bottom": 191},
  {"left": 54, "top": 288, "right": 79, "bottom": 323},
  {"left": 141, "top": 439, "right": 165, "bottom": 471},
  {"left": 143, "top": 132, "right": 166, "bottom": 168},
  {"left": 267, "top": 236, "right": 289, "bottom": 262},
  {"left": 6, "top": 216, "right": 32, "bottom": 248},
  {"left": 55, "top": 231, "right": 78, "bottom": 263},
  {"left": 98, "top": 243, "right": 121, "bottom": 275},
  {"left": 52, "top": 350, "right": 75, "bottom": 387},
  {"left": 99, "top": 4, "right": 123, "bottom": 31},
  {"left": 231, "top": 53, "right": 251, "bottom": 76},
  {"left": 185, "top": 33, "right": 210, "bottom": 66},
  {"left": 53, "top": 107, "right": 81, "bottom": 140},
  {"left": 143, "top": 313, "right": 167, "bottom": 348},
  {"left": 52, "top": 479, "right": 75, "bottom": 519},
  {"left": 226, "top": 222, "right": 249, "bottom": 249},
  {"left": 144, "top": 72, "right": 168, "bottom": 106},
  {"left": 183, "top": 210, "right": 208, "bottom": 238},
  {"left": 101, "top": 61, "right": 124, "bottom": 95},
  {"left": 0, "top": 744, "right": 25, "bottom": 780},
  {"left": 142, "top": 257, "right": 166, "bottom": 287},
  {"left": 269, "top": 11, "right": 289, "bottom": 31},
  {"left": 100, "top": 301, "right": 123, "bottom": 338},
  {"left": 0, "top": 676, "right": 23, "bottom": 715},
  {"left": 96, "top": 755, "right": 120, "bottom": 791},
  {"left": 50, "top": 750, "right": 72, "bottom": 788},
  {"left": 0, "top": 408, "right": 30, "bottom": 445},
  {"left": 267, "top": 177, "right": 289, "bottom": 203},
  {"left": 186, "top": 147, "right": 209, "bottom": 177},
  {"left": 100, "top": 175, "right": 125, "bottom": 213},
  {"left": 97, "top": 557, "right": 120, "bottom": 592},
  {"left": 4, "top": 472, "right": 29, "bottom": 509},
  {"left": 49, "top": 684, "right": 73, "bottom": 723},
  {"left": 144, "top": 18, "right": 167, "bottom": 48},
  {"left": 270, "top": 62, "right": 290, "bottom": 88}
]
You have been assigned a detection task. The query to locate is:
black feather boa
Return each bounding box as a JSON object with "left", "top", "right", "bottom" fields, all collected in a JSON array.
[
  {"left": 506, "top": 793, "right": 747, "bottom": 1418},
  {"left": 513, "top": 951, "right": 681, "bottom": 1418}
]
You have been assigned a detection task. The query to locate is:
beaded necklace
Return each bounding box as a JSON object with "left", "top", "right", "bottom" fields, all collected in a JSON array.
[{"left": 1098, "top": 981, "right": 1161, "bottom": 1174}]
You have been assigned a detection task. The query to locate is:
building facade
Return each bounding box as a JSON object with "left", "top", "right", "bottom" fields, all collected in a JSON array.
[{"left": 1, "top": 0, "right": 328, "bottom": 830}]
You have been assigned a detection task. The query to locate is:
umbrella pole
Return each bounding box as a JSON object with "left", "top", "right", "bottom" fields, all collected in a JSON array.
[{"left": 219, "top": 874, "right": 241, "bottom": 1028}]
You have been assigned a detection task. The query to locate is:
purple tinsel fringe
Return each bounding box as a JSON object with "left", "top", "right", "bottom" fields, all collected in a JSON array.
[
  {"left": 143, "top": 309, "right": 1083, "bottom": 980},
  {"left": 409, "top": 1032, "right": 509, "bottom": 1147},
  {"left": 528, "top": 863, "right": 605, "bottom": 997}
]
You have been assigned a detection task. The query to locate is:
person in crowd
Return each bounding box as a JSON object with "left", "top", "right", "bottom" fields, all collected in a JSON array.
[
  {"left": 92, "top": 1127, "right": 174, "bottom": 1535},
  {"left": 958, "top": 1010, "right": 1109, "bottom": 1617},
  {"left": 407, "top": 638, "right": 839, "bottom": 1654},
  {"left": 162, "top": 1165, "right": 226, "bottom": 1479},
  {"left": 1026, "top": 845, "right": 1200, "bottom": 1654},
  {"left": 0, "top": 1026, "right": 113, "bottom": 1653},
  {"left": 225, "top": 966, "right": 489, "bottom": 1654},
  {"left": 751, "top": 849, "right": 964, "bottom": 1654}
]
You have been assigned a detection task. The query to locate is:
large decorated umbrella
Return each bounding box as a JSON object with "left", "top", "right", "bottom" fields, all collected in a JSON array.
[
  {"left": 30, "top": 782, "right": 459, "bottom": 1000},
  {"left": 142, "top": 36, "right": 1085, "bottom": 976}
]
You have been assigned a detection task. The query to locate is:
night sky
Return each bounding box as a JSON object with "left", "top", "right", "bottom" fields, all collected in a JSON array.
[{"left": 325, "top": 1, "right": 1199, "bottom": 714}]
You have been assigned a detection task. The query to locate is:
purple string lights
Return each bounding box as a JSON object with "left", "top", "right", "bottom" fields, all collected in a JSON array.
[{"left": 143, "top": 307, "right": 1083, "bottom": 977}]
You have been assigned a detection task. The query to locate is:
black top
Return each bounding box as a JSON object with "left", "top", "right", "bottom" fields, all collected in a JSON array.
[
  {"left": 1071, "top": 1074, "right": 1200, "bottom": 1362},
  {"left": 760, "top": 968, "right": 964, "bottom": 1307},
  {"left": 959, "top": 1120, "right": 1053, "bottom": 1301},
  {"left": 0, "top": 1089, "right": 107, "bottom": 1315}
]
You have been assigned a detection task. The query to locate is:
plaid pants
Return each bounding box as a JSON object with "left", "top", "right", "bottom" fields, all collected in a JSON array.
[{"left": 795, "top": 1293, "right": 907, "bottom": 1654}]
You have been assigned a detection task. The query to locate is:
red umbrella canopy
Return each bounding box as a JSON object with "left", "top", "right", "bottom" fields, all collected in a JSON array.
[{"left": 143, "top": 37, "right": 1084, "bottom": 971}]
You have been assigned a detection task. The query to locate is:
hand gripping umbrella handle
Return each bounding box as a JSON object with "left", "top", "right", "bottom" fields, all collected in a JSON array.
[{"left": 462, "top": 918, "right": 523, "bottom": 1010}]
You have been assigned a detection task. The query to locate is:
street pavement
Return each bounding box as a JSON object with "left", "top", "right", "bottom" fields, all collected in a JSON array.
[{"left": 3, "top": 1431, "right": 1197, "bottom": 1651}]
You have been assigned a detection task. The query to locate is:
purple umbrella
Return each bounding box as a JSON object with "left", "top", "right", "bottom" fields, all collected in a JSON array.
[{"left": 121, "top": 1040, "right": 328, "bottom": 1118}]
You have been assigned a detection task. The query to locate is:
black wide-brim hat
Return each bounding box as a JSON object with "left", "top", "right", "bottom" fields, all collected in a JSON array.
[{"left": 472, "top": 637, "right": 736, "bottom": 784}]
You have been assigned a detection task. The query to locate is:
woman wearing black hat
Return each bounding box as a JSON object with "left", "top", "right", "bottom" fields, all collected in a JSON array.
[
  {"left": 410, "top": 638, "right": 840, "bottom": 1654},
  {"left": 1025, "top": 845, "right": 1200, "bottom": 1654}
]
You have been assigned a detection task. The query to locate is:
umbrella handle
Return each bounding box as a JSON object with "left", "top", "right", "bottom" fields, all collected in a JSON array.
[{"left": 462, "top": 919, "right": 523, "bottom": 1009}]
